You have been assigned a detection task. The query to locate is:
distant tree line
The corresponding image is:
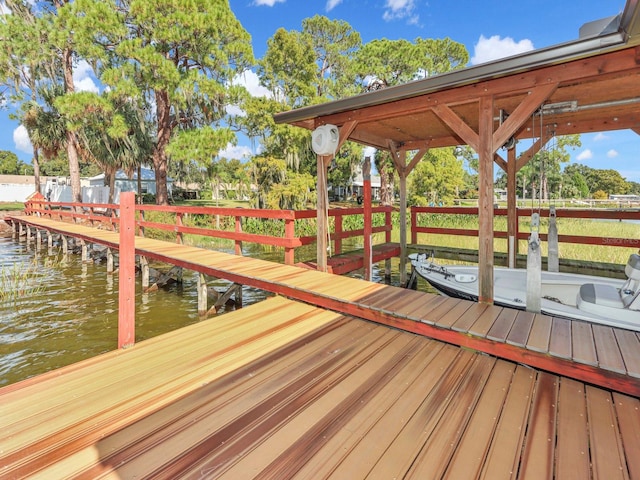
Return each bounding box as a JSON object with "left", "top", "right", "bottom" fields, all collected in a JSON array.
[
  {"left": 0, "top": 1, "right": 471, "bottom": 207},
  {"left": 1, "top": 1, "right": 635, "bottom": 208}
]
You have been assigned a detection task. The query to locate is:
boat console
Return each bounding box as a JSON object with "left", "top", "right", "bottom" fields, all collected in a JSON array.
[{"left": 577, "top": 254, "right": 640, "bottom": 316}]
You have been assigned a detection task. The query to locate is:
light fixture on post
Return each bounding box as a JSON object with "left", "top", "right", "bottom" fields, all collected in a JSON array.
[{"left": 311, "top": 124, "right": 339, "bottom": 156}]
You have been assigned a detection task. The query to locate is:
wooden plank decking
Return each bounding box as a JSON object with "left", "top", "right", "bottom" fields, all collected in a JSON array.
[
  {"left": 2, "top": 295, "right": 639, "bottom": 479},
  {"left": 8, "top": 215, "right": 640, "bottom": 398},
  {"left": 295, "top": 242, "right": 400, "bottom": 274}
]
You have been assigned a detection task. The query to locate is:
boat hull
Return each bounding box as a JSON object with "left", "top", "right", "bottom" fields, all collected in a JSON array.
[{"left": 411, "top": 259, "right": 640, "bottom": 331}]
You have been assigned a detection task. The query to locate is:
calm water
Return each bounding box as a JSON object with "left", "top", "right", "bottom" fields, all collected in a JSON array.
[{"left": 0, "top": 232, "right": 410, "bottom": 387}]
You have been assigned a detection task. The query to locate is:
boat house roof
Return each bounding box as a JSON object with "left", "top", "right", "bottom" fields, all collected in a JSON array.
[{"left": 274, "top": 2, "right": 640, "bottom": 152}]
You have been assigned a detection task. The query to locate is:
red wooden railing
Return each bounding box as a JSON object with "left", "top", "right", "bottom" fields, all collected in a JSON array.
[
  {"left": 24, "top": 200, "right": 394, "bottom": 265},
  {"left": 410, "top": 206, "right": 640, "bottom": 250}
]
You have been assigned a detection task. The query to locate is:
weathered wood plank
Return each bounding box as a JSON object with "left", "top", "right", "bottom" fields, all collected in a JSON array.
[
  {"left": 586, "top": 386, "right": 629, "bottom": 480},
  {"left": 615, "top": 329, "right": 640, "bottom": 378},
  {"left": 555, "top": 378, "right": 590, "bottom": 479},
  {"left": 506, "top": 311, "right": 535, "bottom": 347},
  {"left": 518, "top": 372, "right": 559, "bottom": 480},
  {"left": 572, "top": 321, "right": 598, "bottom": 367},
  {"left": 467, "top": 304, "right": 504, "bottom": 338},
  {"left": 450, "top": 302, "right": 490, "bottom": 333},
  {"left": 486, "top": 308, "right": 518, "bottom": 342},
  {"left": 350, "top": 350, "right": 479, "bottom": 479},
  {"left": 548, "top": 317, "right": 572, "bottom": 359},
  {"left": 399, "top": 356, "right": 496, "bottom": 479},
  {"left": 526, "top": 313, "right": 552, "bottom": 353},
  {"left": 480, "top": 365, "right": 536, "bottom": 480},
  {"left": 444, "top": 360, "right": 515, "bottom": 479},
  {"left": 291, "top": 341, "right": 450, "bottom": 480},
  {"left": 613, "top": 392, "right": 640, "bottom": 480},
  {"left": 432, "top": 300, "right": 474, "bottom": 329},
  {"left": 593, "top": 325, "right": 627, "bottom": 375}
]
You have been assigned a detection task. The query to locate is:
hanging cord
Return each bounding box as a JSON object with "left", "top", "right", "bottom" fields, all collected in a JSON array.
[{"left": 319, "top": 157, "right": 332, "bottom": 258}]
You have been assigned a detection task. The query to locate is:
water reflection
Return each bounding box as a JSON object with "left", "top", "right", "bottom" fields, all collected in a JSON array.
[{"left": 0, "top": 232, "right": 421, "bottom": 387}]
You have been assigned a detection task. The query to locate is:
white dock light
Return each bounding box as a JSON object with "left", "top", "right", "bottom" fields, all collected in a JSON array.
[{"left": 311, "top": 124, "right": 339, "bottom": 155}]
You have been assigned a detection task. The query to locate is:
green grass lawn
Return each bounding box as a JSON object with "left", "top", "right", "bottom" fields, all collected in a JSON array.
[{"left": 0, "top": 202, "right": 24, "bottom": 211}]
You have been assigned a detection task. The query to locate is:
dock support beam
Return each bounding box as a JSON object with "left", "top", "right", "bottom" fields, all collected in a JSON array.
[
  {"left": 140, "top": 256, "right": 149, "bottom": 289},
  {"left": 80, "top": 239, "right": 88, "bottom": 263},
  {"left": 107, "top": 248, "right": 114, "bottom": 274},
  {"left": 198, "top": 273, "right": 208, "bottom": 315},
  {"left": 118, "top": 192, "right": 136, "bottom": 349}
]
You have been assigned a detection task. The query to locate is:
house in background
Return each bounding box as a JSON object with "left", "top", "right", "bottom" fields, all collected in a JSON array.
[{"left": 87, "top": 167, "right": 173, "bottom": 203}]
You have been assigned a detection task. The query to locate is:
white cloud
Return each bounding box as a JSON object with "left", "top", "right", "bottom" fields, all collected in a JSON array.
[
  {"left": 73, "top": 60, "right": 99, "bottom": 93},
  {"left": 227, "top": 70, "right": 273, "bottom": 117},
  {"left": 220, "top": 143, "right": 253, "bottom": 160},
  {"left": 253, "top": 0, "right": 285, "bottom": 6},
  {"left": 13, "top": 125, "right": 33, "bottom": 154},
  {"left": 470, "top": 35, "right": 535, "bottom": 65},
  {"left": 607, "top": 149, "right": 618, "bottom": 158},
  {"left": 232, "top": 70, "right": 271, "bottom": 99},
  {"left": 383, "top": 0, "right": 418, "bottom": 24},
  {"left": 326, "top": 0, "right": 342, "bottom": 11},
  {"left": 594, "top": 132, "right": 609, "bottom": 141},
  {"left": 576, "top": 149, "right": 593, "bottom": 161}
]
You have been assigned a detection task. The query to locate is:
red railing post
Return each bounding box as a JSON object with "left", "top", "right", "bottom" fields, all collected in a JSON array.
[
  {"left": 118, "top": 192, "right": 136, "bottom": 349},
  {"left": 363, "top": 158, "right": 373, "bottom": 281},
  {"left": 386, "top": 208, "right": 392, "bottom": 243},
  {"left": 334, "top": 212, "right": 342, "bottom": 255},
  {"left": 411, "top": 207, "right": 417, "bottom": 244},
  {"left": 284, "top": 217, "right": 295, "bottom": 265},
  {"left": 235, "top": 215, "right": 243, "bottom": 256},
  {"left": 176, "top": 212, "right": 183, "bottom": 244}
]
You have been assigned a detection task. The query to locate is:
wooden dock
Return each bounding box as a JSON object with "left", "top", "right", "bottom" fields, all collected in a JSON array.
[
  {"left": 2, "top": 215, "right": 640, "bottom": 477},
  {"left": 2, "top": 295, "right": 639, "bottom": 478}
]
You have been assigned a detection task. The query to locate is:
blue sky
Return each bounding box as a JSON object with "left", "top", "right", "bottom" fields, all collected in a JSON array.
[{"left": 3, "top": 0, "right": 637, "bottom": 181}]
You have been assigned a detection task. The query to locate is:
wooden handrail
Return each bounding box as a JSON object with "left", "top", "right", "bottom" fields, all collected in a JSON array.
[{"left": 410, "top": 206, "right": 640, "bottom": 250}]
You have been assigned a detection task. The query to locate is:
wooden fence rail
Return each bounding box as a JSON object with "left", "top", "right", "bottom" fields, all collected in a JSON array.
[
  {"left": 24, "top": 200, "right": 394, "bottom": 265},
  {"left": 411, "top": 206, "right": 640, "bottom": 251}
]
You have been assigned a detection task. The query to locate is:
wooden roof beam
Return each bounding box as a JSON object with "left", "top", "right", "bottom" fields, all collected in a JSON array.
[{"left": 493, "top": 83, "right": 559, "bottom": 149}]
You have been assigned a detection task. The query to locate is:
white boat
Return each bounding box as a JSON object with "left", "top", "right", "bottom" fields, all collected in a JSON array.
[{"left": 409, "top": 252, "right": 640, "bottom": 331}]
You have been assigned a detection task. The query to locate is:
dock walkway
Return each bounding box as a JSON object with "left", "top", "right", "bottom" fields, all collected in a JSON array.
[
  {"left": 2, "top": 295, "right": 640, "bottom": 478},
  {"left": 3, "top": 215, "right": 640, "bottom": 477},
  {"left": 7, "top": 215, "right": 640, "bottom": 398}
]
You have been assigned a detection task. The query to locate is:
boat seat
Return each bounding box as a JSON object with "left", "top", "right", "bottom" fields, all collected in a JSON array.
[
  {"left": 577, "top": 283, "right": 624, "bottom": 309},
  {"left": 622, "top": 254, "right": 640, "bottom": 306}
]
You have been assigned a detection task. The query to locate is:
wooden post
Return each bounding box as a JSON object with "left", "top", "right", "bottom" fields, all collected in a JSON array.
[
  {"left": 197, "top": 273, "right": 208, "bottom": 316},
  {"left": 363, "top": 157, "right": 373, "bottom": 281},
  {"left": 118, "top": 191, "right": 136, "bottom": 349},
  {"left": 61, "top": 235, "right": 68, "bottom": 257},
  {"left": 316, "top": 154, "right": 330, "bottom": 272},
  {"left": 334, "top": 212, "right": 342, "bottom": 255},
  {"left": 478, "top": 96, "right": 495, "bottom": 304},
  {"left": 176, "top": 212, "right": 183, "bottom": 244},
  {"left": 284, "top": 218, "right": 295, "bottom": 265},
  {"left": 507, "top": 146, "right": 517, "bottom": 269},
  {"left": 80, "top": 239, "right": 88, "bottom": 263},
  {"left": 398, "top": 150, "right": 408, "bottom": 286},
  {"left": 140, "top": 256, "right": 149, "bottom": 289},
  {"left": 36, "top": 229, "right": 42, "bottom": 250},
  {"left": 235, "top": 215, "right": 243, "bottom": 256},
  {"left": 47, "top": 230, "right": 53, "bottom": 249},
  {"left": 384, "top": 208, "right": 392, "bottom": 283},
  {"left": 107, "top": 248, "right": 114, "bottom": 274}
]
